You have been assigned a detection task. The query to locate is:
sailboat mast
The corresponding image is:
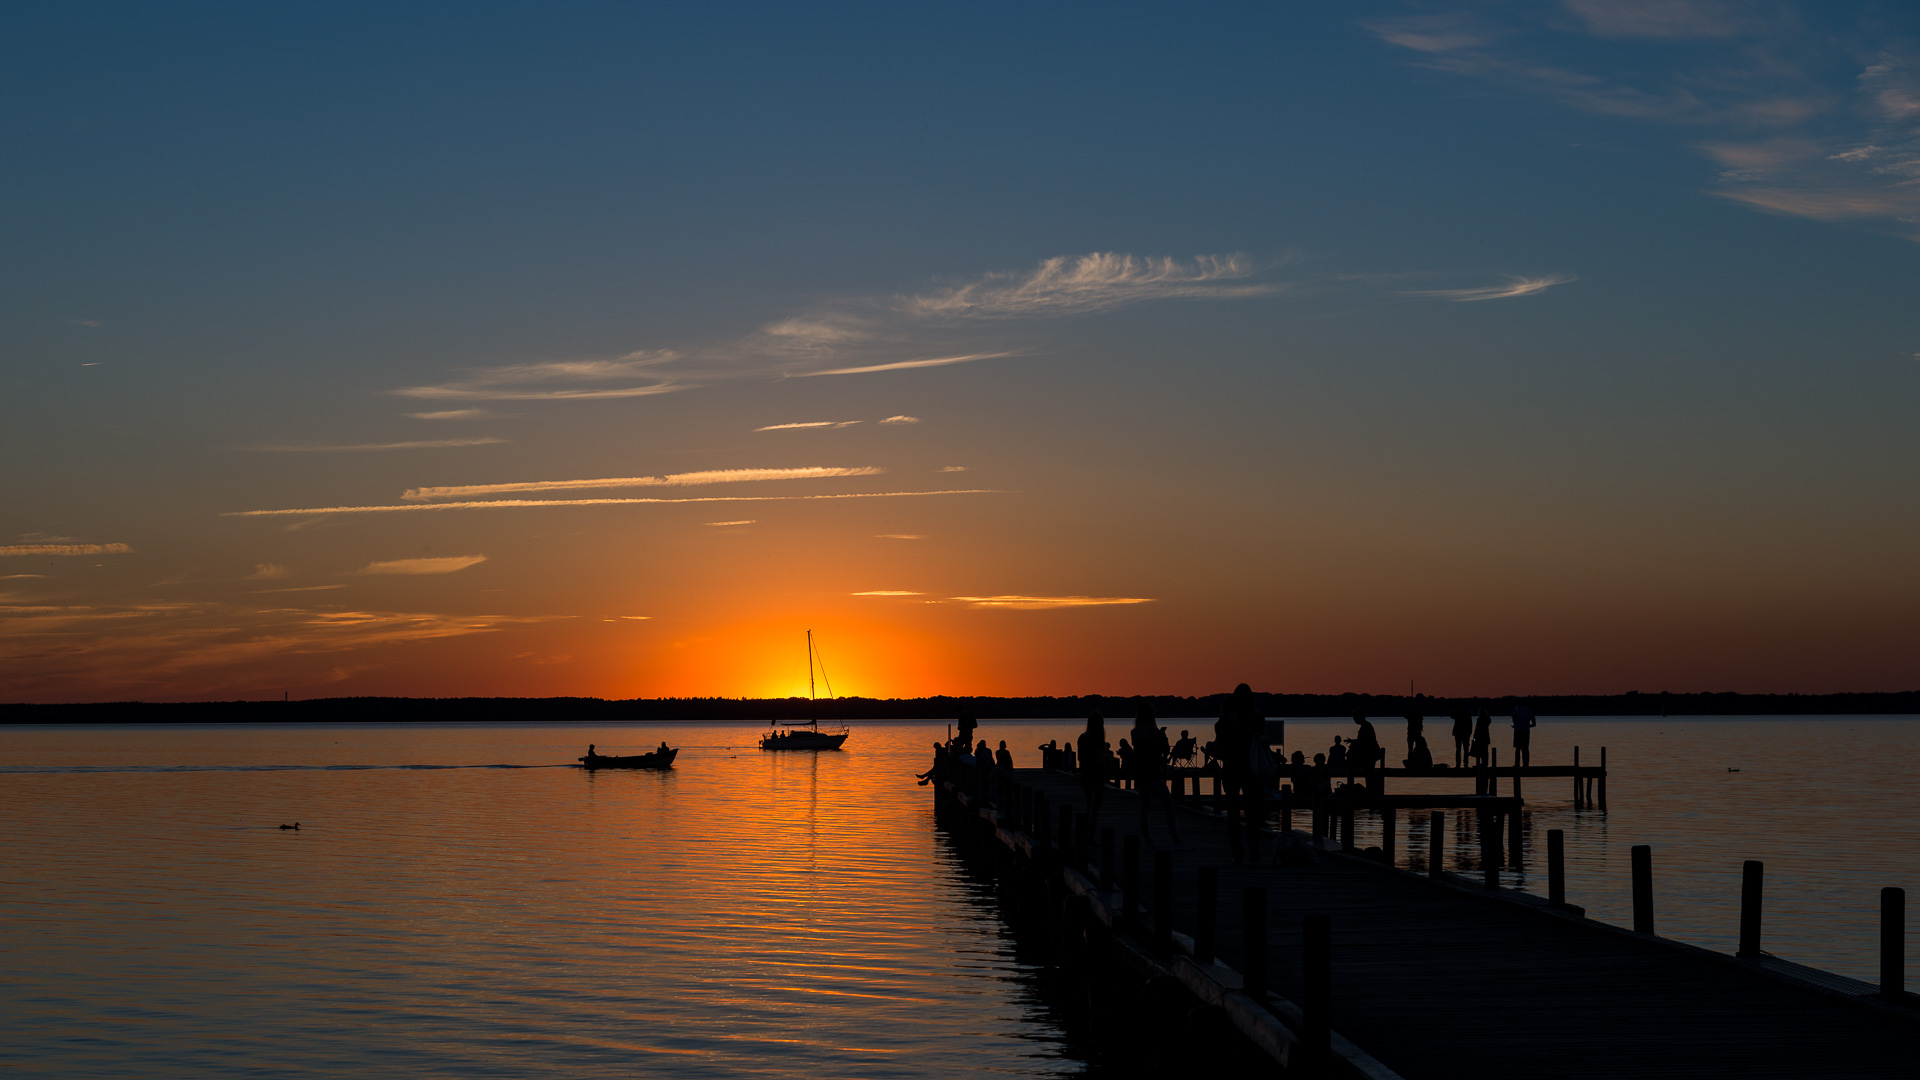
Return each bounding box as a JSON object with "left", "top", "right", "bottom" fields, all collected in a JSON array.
[{"left": 807, "top": 629, "right": 816, "bottom": 726}]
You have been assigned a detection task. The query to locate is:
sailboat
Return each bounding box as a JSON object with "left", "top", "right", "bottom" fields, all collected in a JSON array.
[{"left": 760, "top": 629, "right": 850, "bottom": 750}]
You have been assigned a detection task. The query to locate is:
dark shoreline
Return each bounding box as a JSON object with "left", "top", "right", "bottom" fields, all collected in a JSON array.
[{"left": 4, "top": 690, "right": 1917, "bottom": 724}]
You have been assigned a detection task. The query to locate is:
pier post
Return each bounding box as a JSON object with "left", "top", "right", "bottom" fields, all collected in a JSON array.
[
  {"left": 1883, "top": 887, "right": 1905, "bottom": 999},
  {"left": 1312, "top": 801, "right": 1326, "bottom": 840},
  {"left": 1035, "top": 794, "right": 1050, "bottom": 848},
  {"left": 1100, "top": 828, "right": 1116, "bottom": 891},
  {"left": 1490, "top": 747, "right": 1499, "bottom": 797},
  {"left": 1598, "top": 747, "right": 1608, "bottom": 812},
  {"left": 1341, "top": 803, "right": 1357, "bottom": 853},
  {"left": 1480, "top": 810, "right": 1499, "bottom": 890},
  {"left": 1632, "top": 844, "right": 1654, "bottom": 934},
  {"left": 1059, "top": 805, "right": 1075, "bottom": 865},
  {"left": 1122, "top": 835, "right": 1141, "bottom": 929},
  {"left": 1302, "top": 914, "right": 1332, "bottom": 1071},
  {"left": 1074, "top": 813, "right": 1089, "bottom": 872},
  {"left": 1428, "top": 810, "right": 1444, "bottom": 878},
  {"left": 1507, "top": 801, "right": 1523, "bottom": 867},
  {"left": 1243, "top": 887, "right": 1268, "bottom": 1000},
  {"left": 1153, "top": 850, "right": 1173, "bottom": 958},
  {"left": 1381, "top": 807, "right": 1395, "bottom": 866},
  {"left": 1195, "top": 866, "right": 1218, "bottom": 964},
  {"left": 1547, "top": 829, "right": 1565, "bottom": 906},
  {"left": 1739, "top": 861, "right": 1763, "bottom": 959},
  {"left": 1573, "top": 747, "right": 1581, "bottom": 807},
  {"left": 1280, "top": 790, "right": 1292, "bottom": 835}
]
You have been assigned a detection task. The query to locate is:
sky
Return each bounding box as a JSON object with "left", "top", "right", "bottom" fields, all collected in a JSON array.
[{"left": 3, "top": 1, "right": 1917, "bottom": 703}]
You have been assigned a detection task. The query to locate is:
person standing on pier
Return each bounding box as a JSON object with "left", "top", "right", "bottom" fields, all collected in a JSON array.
[
  {"left": 1130, "top": 704, "right": 1183, "bottom": 846},
  {"left": 1471, "top": 709, "right": 1493, "bottom": 768},
  {"left": 1405, "top": 708, "right": 1424, "bottom": 761},
  {"left": 1350, "top": 711, "right": 1381, "bottom": 771},
  {"left": 1451, "top": 706, "right": 1473, "bottom": 768},
  {"left": 1511, "top": 705, "right": 1537, "bottom": 766},
  {"left": 1076, "top": 713, "right": 1111, "bottom": 837},
  {"left": 1216, "top": 684, "right": 1265, "bottom": 864}
]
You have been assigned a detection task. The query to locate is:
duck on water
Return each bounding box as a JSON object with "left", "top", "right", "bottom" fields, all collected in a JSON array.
[{"left": 762, "top": 629, "right": 850, "bottom": 751}]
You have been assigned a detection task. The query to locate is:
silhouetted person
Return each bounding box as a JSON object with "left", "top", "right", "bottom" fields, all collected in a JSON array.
[
  {"left": 916, "top": 742, "right": 942, "bottom": 785},
  {"left": 955, "top": 710, "right": 978, "bottom": 753},
  {"left": 1216, "top": 683, "right": 1265, "bottom": 864},
  {"left": 1077, "top": 713, "right": 1110, "bottom": 836},
  {"left": 1405, "top": 733, "right": 1433, "bottom": 770},
  {"left": 1171, "top": 729, "right": 1197, "bottom": 766},
  {"left": 1309, "top": 752, "right": 1332, "bottom": 796},
  {"left": 1130, "top": 704, "right": 1183, "bottom": 845},
  {"left": 1471, "top": 710, "right": 1493, "bottom": 768},
  {"left": 1405, "top": 709, "right": 1424, "bottom": 756},
  {"left": 587, "top": 743, "right": 597, "bottom": 759},
  {"left": 1116, "top": 737, "right": 1134, "bottom": 780},
  {"left": 1349, "top": 711, "right": 1381, "bottom": 772},
  {"left": 1327, "top": 735, "right": 1348, "bottom": 773},
  {"left": 657, "top": 741, "right": 670, "bottom": 754},
  {"left": 996, "top": 740, "right": 1013, "bottom": 770},
  {"left": 1451, "top": 707, "right": 1473, "bottom": 768},
  {"left": 1511, "top": 706, "right": 1537, "bottom": 766}
]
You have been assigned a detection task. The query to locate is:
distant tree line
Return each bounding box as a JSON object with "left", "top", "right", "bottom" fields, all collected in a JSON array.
[{"left": 5, "top": 688, "right": 1917, "bottom": 724}]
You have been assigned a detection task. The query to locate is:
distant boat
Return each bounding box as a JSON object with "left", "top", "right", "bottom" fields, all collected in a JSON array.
[
  {"left": 761, "top": 629, "right": 850, "bottom": 751},
  {"left": 579, "top": 743, "right": 678, "bottom": 770}
]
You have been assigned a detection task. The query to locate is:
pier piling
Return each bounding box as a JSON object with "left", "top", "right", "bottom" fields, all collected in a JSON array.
[
  {"left": 1739, "top": 861, "right": 1763, "bottom": 959},
  {"left": 1547, "top": 829, "right": 1565, "bottom": 906},
  {"left": 1195, "top": 866, "right": 1218, "bottom": 964},
  {"left": 1632, "top": 844, "right": 1654, "bottom": 934},
  {"left": 1381, "top": 808, "right": 1396, "bottom": 866},
  {"left": 1243, "top": 886, "right": 1268, "bottom": 1000},
  {"left": 1303, "top": 913, "right": 1333, "bottom": 1072},
  {"left": 1883, "top": 887, "right": 1905, "bottom": 999},
  {"left": 1122, "top": 834, "right": 1141, "bottom": 929},
  {"left": 1100, "top": 828, "right": 1115, "bottom": 890},
  {"left": 1153, "top": 850, "right": 1173, "bottom": 958},
  {"left": 1428, "top": 810, "right": 1443, "bottom": 878}
]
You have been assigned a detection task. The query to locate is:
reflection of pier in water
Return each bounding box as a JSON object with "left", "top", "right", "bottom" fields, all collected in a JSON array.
[{"left": 931, "top": 751, "right": 1919, "bottom": 1078}]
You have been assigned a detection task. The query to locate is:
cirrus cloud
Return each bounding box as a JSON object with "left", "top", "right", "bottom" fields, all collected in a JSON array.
[{"left": 354, "top": 555, "right": 488, "bottom": 576}]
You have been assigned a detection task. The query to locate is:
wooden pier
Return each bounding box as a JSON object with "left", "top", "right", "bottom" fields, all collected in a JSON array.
[{"left": 932, "top": 756, "right": 1919, "bottom": 1078}]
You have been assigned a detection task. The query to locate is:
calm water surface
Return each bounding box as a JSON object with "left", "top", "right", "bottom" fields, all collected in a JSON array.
[{"left": 4, "top": 716, "right": 1917, "bottom": 1076}]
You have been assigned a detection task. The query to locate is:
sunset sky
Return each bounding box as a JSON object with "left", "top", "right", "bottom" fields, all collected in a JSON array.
[{"left": 4, "top": 3, "right": 1917, "bottom": 703}]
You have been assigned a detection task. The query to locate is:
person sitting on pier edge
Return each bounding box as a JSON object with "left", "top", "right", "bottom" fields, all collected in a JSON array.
[
  {"left": 1327, "top": 735, "right": 1348, "bottom": 774},
  {"left": 1130, "top": 704, "right": 1183, "bottom": 846},
  {"left": 1405, "top": 732, "right": 1434, "bottom": 770},
  {"left": 1471, "top": 709, "right": 1493, "bottom": 768},
  {"left": 1511, "top": 705, "right": 1537, "bottom": 767},
  {"left": 1076, "top": 713, "right": 1110, "bottom": 836},
  {"left": 996, "top": 740, "right": 1013, "bottom": 771},
  {"left": 916, "top": 743, "right": 942, "bottom": 785},
  {"left": 1216, "top": 683, "right": 1265, "bottom": 864},
  {"left": 1451, "top": 706, "right": 1473, "bottom": 768},
  {"left": 1349, "top": 711, "right": 1382, "bottom": 772}
]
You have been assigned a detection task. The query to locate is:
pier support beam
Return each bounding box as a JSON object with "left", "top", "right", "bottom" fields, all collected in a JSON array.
[
  {"left": 1883, "top": 887, "right": 1905, "bottom": 999},
  {"left": 1243, "top": 887, "right": 1268, "bottom": 1000},
  {"left": 1739, "top": 861, "right": 1763, "bottom": 959},
  {"left": 1428, "top": 810, "right": 1444, "bottom": 879},
  {"left": 1303, "top": 913, "right": 1332, "bottom": 1071},
  {"left": 1632, "top": 845, "right": 1654, "bottom": 935},
  {"left": 1547, "top": 829, "right": 1566, "bottom": 907}
]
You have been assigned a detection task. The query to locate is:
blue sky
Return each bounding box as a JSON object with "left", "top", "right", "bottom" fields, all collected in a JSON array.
[{"left": 3, "top": 2, "right": 1916, "bottom": 701}]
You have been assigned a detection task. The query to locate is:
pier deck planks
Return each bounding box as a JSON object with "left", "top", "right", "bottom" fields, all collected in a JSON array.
[{"left": 994, "top": 768, "right": 1919, "bottom": 1080}]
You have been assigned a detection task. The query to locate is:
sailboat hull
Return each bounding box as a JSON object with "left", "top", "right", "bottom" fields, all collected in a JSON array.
[{"left": 760, "top": 731, "right": 848, "bottom": 750}]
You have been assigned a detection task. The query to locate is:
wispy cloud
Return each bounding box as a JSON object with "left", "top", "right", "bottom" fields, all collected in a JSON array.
[
  {"left": 756, "top": 420, "right": 862, "bottom": 431},
  {"left": 227, "top": 489, "right": 997, "bottom": 517},
  {"left": 950, "top": 595, "right": 1156, "bottom": 610},
  {"left": 401, "top": 466, "right": 884, "bottom": 501},
  {"left": 704, "top": 519, "right": 756, "bottom": 526},
  {"left": 0, "top": 543, "right": 133, "bottom": 557},
  {"left": 902, "top": 253, "right": 1282, "bottom": 318},
  {"left": 802, "top": 353, "right": 1009, "bottom": 377},
  {"left": 246, "top": 564, "right": 289, "bottom": 580},
  {"left": 394, "top": 353, "right": 683, "bottom": 401},
  {"left": 853, "top": 590, "right": 922, "bottom": 596},
  {"left": 1366, "top": 5, "right": 1920, "bottom": 239},
  {"left": 621, "top": 615, "right": 652, "bottom": 620},
  {"left": 937, "top": 465, "right": 968, "bottom": 473},
  {"left": 879, "top": 415, "right": 920, "bottom": 425},
  {"left": 1407, "top": 275, "right": 1577, "bottom": 302},
  {"left": 876, "top": 534, "right": 924, "bottom": 540},
  {"left": 251, "top": 584, "right": 347, "bottom": 594},
  {"left": 355, "top": 555, "right": 488, "bottom": 576},
  {"left": 250, "top": 438, "right": 505, "bottom": 453},
  {"left": 407, "top": 409, "right": 489, "bottom": 420},
  {"left": 0, "top": 574, "right": 48, "bottom": 579}
]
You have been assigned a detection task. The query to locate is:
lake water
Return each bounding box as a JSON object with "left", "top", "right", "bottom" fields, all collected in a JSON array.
[{"left": 4, "top": 716, "right": 1917, "bottom": 1076}]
